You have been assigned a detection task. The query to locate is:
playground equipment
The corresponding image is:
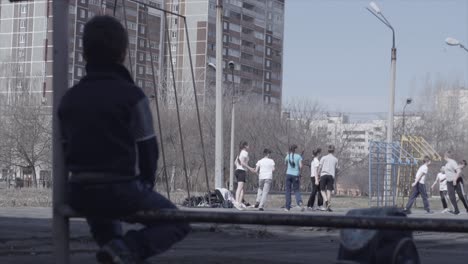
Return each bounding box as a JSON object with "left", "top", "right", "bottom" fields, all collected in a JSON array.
[
  {"left": 369, "top": 141, "right": 418, "bottom": 207},
  {"left": 369, "top": 136, "right": 441, "bottom": 207},
  {"left": 397, "top": 135, "right": 442, "bottom": 206}
]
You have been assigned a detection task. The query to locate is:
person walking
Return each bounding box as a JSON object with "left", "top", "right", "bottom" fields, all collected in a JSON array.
[
  {"left": 307, "top": 148, "right": 323, "bottom": 210},
  {"left": 431, "top": 166, "right": 451, "bottom": 213},
  {"left": 318, "top": 145, "right": 338, "bottom": 212},
  {"left": 403, "top": 156, "right": 433, "bottom": 214},
  {"left": 284, "top": 144, "right": 305, "bottom": 212},
  {"left": 254, "top": 149, "right": 275, "bottom": 211},
  {"left": 234, "top": 141, "right": 255, "bottom": 208},
  {"left": 453, "top": 160, "right": 468, "bottom": 212},
  {"left": 445, "top": 151, "right": 461, "bottom": 215},
  {"left": 58, "top": 16, "right": 189, "bottom": 264}
]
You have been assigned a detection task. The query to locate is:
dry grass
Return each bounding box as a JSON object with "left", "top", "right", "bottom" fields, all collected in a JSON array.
[{"left": 0, "top": 186, "right": 52, "bottom": 207}]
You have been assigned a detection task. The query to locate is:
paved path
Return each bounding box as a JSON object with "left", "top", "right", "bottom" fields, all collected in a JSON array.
[{"left": 0, "top": 207, "right": 467, "bottom": 263}]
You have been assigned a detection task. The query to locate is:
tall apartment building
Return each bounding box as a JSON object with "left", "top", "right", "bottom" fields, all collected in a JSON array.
[
  {"left": 1, "top": 0, "right": 284, "bottom": 108},
  {"left": 0, "top": 0, "right": 53, "bottom": 105},
  {"left": 166, "top": 0, "right": 285, "bottom": 108}
]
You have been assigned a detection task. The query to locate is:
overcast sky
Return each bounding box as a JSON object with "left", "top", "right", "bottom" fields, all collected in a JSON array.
[{"left": 282, "top": 0, "right": 468, "bottom": 113}]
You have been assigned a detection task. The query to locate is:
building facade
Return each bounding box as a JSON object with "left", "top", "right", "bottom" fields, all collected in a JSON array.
[{"left": 167, "top": 0, "right": 285, "bottom": 108}]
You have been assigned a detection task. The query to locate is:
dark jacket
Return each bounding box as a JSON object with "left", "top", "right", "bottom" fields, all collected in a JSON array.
[{"left": 58, "top": 63, "right": 158, "bottom": 186}]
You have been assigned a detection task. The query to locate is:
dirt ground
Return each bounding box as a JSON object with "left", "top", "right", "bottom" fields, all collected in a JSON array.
[{"left": 0, "top": 207, "right": 467, "bottom": 264}]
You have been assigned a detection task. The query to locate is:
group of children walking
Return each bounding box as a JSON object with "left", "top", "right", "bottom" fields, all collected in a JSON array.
[
  {"left": 233, "top": 142, "right": 338, "bottom": 212},
  {"left": 403, "top": 151, "right": 467, "bottom": 214}
]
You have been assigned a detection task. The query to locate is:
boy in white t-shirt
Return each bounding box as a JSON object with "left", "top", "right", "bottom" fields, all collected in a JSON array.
[
  {"left": 254, "top": 149, "right": 275, "bottom": 211},
  {"left": 431, "top": 166, "right": 451, "bottom": 213},
  {"left": 404, "top": 156, "right": 433, "bottom": 214}
]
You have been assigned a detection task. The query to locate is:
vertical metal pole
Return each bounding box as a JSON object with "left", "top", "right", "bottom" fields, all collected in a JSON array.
[
  {"left": 385, "top": 47, "right": 396, "bottom": 206},
  {"left": 52, "top": 0, "right": 70, "bottom": 263},
  {"left": 229, "top": 68, "right": 235, "bottom": 191},
  {"left": 214, "top": 0, "right": 223, "bottom": 189},
  {"left": 145, "top": 7, "right": 171, "bottom": 200},
  {"left": 182, "top": 17, "right": 211, "bottom": 197}
]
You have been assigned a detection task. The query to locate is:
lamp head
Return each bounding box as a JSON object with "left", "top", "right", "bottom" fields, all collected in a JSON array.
[
  {"left": 369, "top": 1, "right": 381, "bottom": 14},
  {"left": 445, "top": 37, "right": 460, "bottom": 46}
]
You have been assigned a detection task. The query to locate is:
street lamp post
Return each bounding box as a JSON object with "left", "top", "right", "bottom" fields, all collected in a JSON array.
[
  {"left": 228, "top": 61, "right": 236, "bottom": 191},
  {"left": 446, "top": 37, "right": 468, "bottom": 53},
  {"left": 215, "top": 0, "right": 224, "bottom": 189},
  {"left": 367, "top": 1, "right": 397, "bottom": 206},
  {"left": 401, "top": 98, "right": 412, "bottom": 138}
]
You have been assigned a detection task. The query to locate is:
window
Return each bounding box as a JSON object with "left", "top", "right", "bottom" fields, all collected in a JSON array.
[
  {"left": 138, "top": 66, "right": 144, "bottom": 75},
  {"left": 77, "top": 67, "right": 83, "bottom": 77},
  {"left": 21, "top": 5, "right": 27, "bottom": 14},
  {"left": 230, "top": 24, "right": 241, "bottom": 32},
  {"left": 174, "top": 18, "right": 178, "bottom": 25},
  {"left": 80, "top": 0, "right": 86, "bottom": 4},
  {"left": 223, "top": 48, "right": 228, "bottom": 56},
  {"left": 78, "top": 39, "right": 83, "bottom": 48},
  {"left": 171, "top": 31, "right": 177, "bottom": 38},
  {"left": 266, "top": 35, "right": 272, "bottom": 44},
  {"left": 139, "top": 39, "right": 145, "bottom": 48},
  {"left": 223, "top": 21, "right": 229, "bottom": 30},
  {"left": 264, "top": 83, "right": 271, "bottom": 92},
  {"left": 18, "top": 64, "right": 23, "bottom": 73},
  {"left": 264, "top": 95, "right": 270, "bottom": 104},
  {"left": 88, "top": 11, "right": 95, "bottom": 18},
  {"left": 223, "top": 34, "right": 228, "bottom": 43},
  {"left": 172, "top": 4, "right": 179, "bottom": 12},
  {"left": 79, "top": 24, "right": 84, "bottom": 33},
  {"left": 137, "top": 80, "right": 143, "bottom": 87},
  {"left": 19, "top": 35, "right": 25, "bottom": 44},
  {"left": 266, "top": 47, "right": 271, "bottom": 56},
  {"left": 146, "top": 67, "right": 152, "bottom": 74},
  {"left": 20, "top": 20, "right": 26, "bottom": 29},
  {"left": 171, "top": 44, "right": 176, "bottom": 52},
  {"left": 139, "top": 52, "right": 144, "bottom": 61},
  {"left": 265, "top": 71, "right": 271, "bottom": 80},
  {"left": 78, "top": 53, "right": 83, "bottom": 62},
  {"left": 265, "top": 59, "right": 271, "bottom": 68},
  {"left": 80, "top": 9, "right": 86, "bottom": 19},
  {"left": 140, "top": 25, "right": 146, "bottom": 34}
]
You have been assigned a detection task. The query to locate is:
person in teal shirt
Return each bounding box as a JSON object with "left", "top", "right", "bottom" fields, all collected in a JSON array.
[{"left": 284, "top": 144, "right": 304, "bottom": 211}]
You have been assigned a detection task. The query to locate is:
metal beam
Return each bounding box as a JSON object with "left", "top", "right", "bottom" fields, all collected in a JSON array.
[
  {"left": 59, "top": 206, "right": 468, "bottom": 233},
  {"left": 52, "top": 0, "right": 70, "bottom": 263}
]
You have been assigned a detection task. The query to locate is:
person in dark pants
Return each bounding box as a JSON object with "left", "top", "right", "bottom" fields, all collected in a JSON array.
[
  {"left": 445, "top": 151, "right": 461, "bottom": 215},
  {"left": 58, "top": 16, "right": 190, "bottom": 264},
  {"left": 404, "top": 156, "right": 433, "bottom": 214},
  {"left": 284, "top": 144, "right": 305, "bottom": 212},
  {"left": 307, "top": 148, "right": 323, "bottom": 210},
  {"left": 454, "top": 160, "right": 468, "bottom": 212}
]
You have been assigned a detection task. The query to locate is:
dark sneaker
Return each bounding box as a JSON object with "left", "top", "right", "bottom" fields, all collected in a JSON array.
[
  {"left": 450, "top": 210, "right": 460, "bottom": 215},
  {"left": 96, "top": 239, "right": 138, "bottom": 264},
  {"left": 254, "top": 202, "right": 260, "bottom": 208},
  {"left": 327, "top": 207, "right": 333, "bottom": 212},
  {"left": 426, "top": 210, "right": 434, "bottom": 214},
  {"left": 259, "top": 208, "right": 264, "bottom": 211}
]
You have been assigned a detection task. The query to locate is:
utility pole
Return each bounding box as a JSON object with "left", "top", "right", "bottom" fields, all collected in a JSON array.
[{"left": 214, "top": 0, "right": 224, "bottom": 189}]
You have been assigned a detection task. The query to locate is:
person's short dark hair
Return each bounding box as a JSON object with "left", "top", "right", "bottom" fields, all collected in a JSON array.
[
  {"left": 263, "top": 148, "right": 271, "bottom": 155},
  {"left": 83, "top": 15, "right": 128, "bottom": 64},
  {"left": 328, "top": 145, "right": 335, "bottom": 153},
  {"left": 459, "top": 160, "right": 467, "bottom": 167},
  {"left": 423, "top": 156, "right": 431, "bottom": 163}
]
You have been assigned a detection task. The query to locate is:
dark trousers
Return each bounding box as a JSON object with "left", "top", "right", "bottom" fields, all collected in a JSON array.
[
  {"left": 455, "top": 181, "right": 468, "bottom": 211},
  {"left": 439, "top": 191, "right": 448, "bottom": 209},
  {"left": 307, "top": 177, "right": 323, "bottom": 207},
  {"left": 285, "top": 174, "right": 302, "bottom": 210},
  {"left": 405, "top": 183, "right": 430, "bottom": 212},
  {"left": 69, "top": 180, "right": 190, "bottom": 260},
  {"left": 447, "top": 181, "right": 460, "bottom": 213}
]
